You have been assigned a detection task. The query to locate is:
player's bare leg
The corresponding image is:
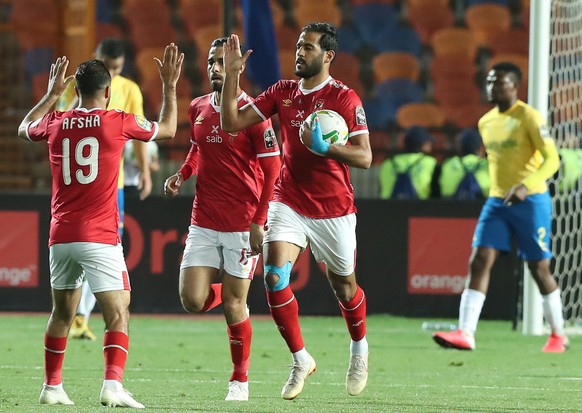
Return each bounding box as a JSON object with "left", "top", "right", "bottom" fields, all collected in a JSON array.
[
  {"left": 40, "top": 288, "right": 81, "bottom": 405},
  {"left": 264, "top": 241, "right": 316, "bottom": 400},
  {"left": 223, "top": 274, "right": 252, "bottom": 401},
  {"left": 328, "top": 271, "right": 369, "bottom": 396},
  {"left": 179, "top": 266, "right": 222, "bottom": 313},
  {"left": 95, "top": 290, "right": 144, "bottom": 409}
]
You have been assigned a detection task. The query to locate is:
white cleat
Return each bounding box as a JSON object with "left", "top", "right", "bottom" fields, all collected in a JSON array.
[
  {"left": 39, "top": 383, "right": 75, "bottom": 405},
  {"left": 100, "top": 384, "right": 144, "bottom": 409},
  {"left": 346, "top": 352, "right": 368, "bottom": 396},
  {"left": 281, "top": 354, "right": 316, "bottom": 400},
  {"left": 225, "top": 380, "right": 249, "bottom": 401}
]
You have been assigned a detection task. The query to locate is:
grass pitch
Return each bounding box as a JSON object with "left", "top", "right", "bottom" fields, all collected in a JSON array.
[{"left": 0, "top": 314, "right": 581, "bottom": 412}]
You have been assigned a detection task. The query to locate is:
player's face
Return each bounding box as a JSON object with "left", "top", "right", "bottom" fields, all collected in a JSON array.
[
  {"left": 207, "top": 45, "right": 225, "bottom": 92},
  {"left": 294, "top": 31, "right": 325, "bottom": 79},
  {"left": 100, "top": 56, "right": 124, "bottom": 78},
  {"left": 486, "top": 70, "right": 516, "bottom": 104}
]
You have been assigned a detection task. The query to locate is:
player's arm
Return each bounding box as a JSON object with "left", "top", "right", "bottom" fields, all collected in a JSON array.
[
  {"left": 302, "top": 118, "right": 372, "bottom": 169},
  {"left": 153, "top": 43, "right": 184, "bottom": 140},
  {"left": 522, "top": 138, "right": 560, "bottom": 189},
  {"left": 133, "top": 140, "right": 152, "bottom": 200},
  {"left": 164, "top": 142, "right": 199, "bottom": 197},
  {"left": 220, "top": 34, "right": 263, "bottom": 132},
  {"left": 18, "top": 56, "right": 74, "bottom": 140},
  {"left": 250, "top": 154, "right": 281, "bottom": 254}
]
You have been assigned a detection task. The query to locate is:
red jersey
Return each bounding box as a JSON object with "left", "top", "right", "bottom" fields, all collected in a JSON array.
[
  {"left": 26, "top": 108, "right": 159, "bottom": 246},
  {"left": 181, "top": 92, "right": 280, "bottom": 232},
  {"left": 249, "top": 77, "right": 369, "bottom": 218}
]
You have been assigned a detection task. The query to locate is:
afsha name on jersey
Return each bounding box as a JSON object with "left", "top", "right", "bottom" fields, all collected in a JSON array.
[{"left": 62, "top": 115, "right": 101, "bottom": 130}]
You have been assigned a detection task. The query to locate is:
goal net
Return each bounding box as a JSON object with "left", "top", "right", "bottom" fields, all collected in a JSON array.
[{"left": 548, "top": 0, "right": 582, "bottom": 324}]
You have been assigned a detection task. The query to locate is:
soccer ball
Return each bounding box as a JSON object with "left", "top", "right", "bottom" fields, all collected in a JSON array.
[{"left": 300, "top": 109, "right": 349, "bottom": 152}]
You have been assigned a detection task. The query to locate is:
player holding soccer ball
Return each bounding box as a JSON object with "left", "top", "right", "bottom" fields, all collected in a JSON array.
[{"left": 221, "top": 23, "right": 372, "bottom": 399}]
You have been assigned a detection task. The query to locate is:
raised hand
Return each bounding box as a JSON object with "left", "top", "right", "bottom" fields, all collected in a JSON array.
[
  {"left": 47, "top": 56, "right": 74, "bottom": 98},
  {"left": 164, "top": 173, "right": 183, "bottom": 197},
  {"left": 155, "top": 43, "right": 184, "bottom": 87},
  {"left": 223, "top": 34, "right": 253, "bottom": 75}
]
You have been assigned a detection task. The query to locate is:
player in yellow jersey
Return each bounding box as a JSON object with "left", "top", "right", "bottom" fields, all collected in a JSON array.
[
  {"left": 433, "top": 62, "right": 568, "bottom": 353},
  {"left": 56, "top": 38, "right": 151, "bottom": 340}
]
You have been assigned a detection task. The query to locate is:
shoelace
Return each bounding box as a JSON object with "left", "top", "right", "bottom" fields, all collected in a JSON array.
[{"left": 347, "top": 357, "right": 366, "bottom": 380}]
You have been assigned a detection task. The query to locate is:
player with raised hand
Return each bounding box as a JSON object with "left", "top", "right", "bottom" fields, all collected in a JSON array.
[
  {"left": 163, "top": 37, "right": 281, "bottom": 402},
  {"left": 220, "top": 23, "right": 372, "bottom": 399},
  {"left": 18, "top": 43, "right": 183, "bottom": 408}
]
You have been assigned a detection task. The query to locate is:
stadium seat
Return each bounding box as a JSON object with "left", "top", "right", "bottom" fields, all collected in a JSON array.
[
  {"left": 11, "top": 0, "right": 57, "bottom": 50},
  {"left": 96, "top": 23, "right": 123, "bottom": 44},
  {"left": 430, "top": 55, "right": 477, "bottom": 84},
  {"left": 488, "top": 53, "right": 528, "bottom": 79},
  {"left": 129, "top": 23, "right": 177, "bottom": 52},
  {"left": 405, "top": 0, "right": 455, "bottom": 44},
  {"left": 433, "top": 77, "right": 482, "bottom": 106},
  {"left": 465, "top": 3, "right": 512, "bottom": 49},
  {"left": 276, "top": 24, "right": 299, "bottom": 51},
  {"left": 24, "top": 47, "right": 55, "bottom": 78},
  {"left": 122, "top": 0, "right": 172, "bottom": 30},
  {"left": 431, "top": 27, "right": 479, "bottom": 60},
  {"left": 351, "top": 3, "right": 398, "bottom": 46},
  {"left": 31, "top": 72, "right": 49, "bottom": 103},
  {"left": 135, "top": 47, "right": 167, "bottom": 83},
  {"left": 191, "top": 25, "right": 223, "bottom": 57},
  {"left": 396, "top": 102, "right": 446, "bottom": 129},
  {"left": 294, "top": 3, "right": 342, "bottom": 28},
  {"left": 364, "top": 79, "right": 424, "bottom": 130},
  {"left": 337, "top": 24, "right": 363, "bottom": 54},
  {"left": 374, "top": 24, "right": 422, "bottom": 55},
  {"left": 97, "top": 0, "right": 113, "bottom": 23},
  {"left": 180, "top": 0, "right": 222, "bottom": 39},
  {"left": 372, "top": 51, "right": 420, "bottom": 83},
  {"left": 489, "top": 28, "right": 530, "bottom": 56},
  {"left": 331, "top": 52, "right": 365, "bottom": 97},
  {"left": 440, "top": 103, "right": 493, "bottom": 129}
]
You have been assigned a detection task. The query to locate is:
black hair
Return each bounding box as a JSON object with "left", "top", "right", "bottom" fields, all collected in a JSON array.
[
  {"left": 211, "top": 37, "right": 228, "bottom": 48},
  {"left": 491, "top": 61, "right": 522, "bottom": 84},
  {"left": 75, "top": 59, "right": 111, "bottom": 96},
  {"left": 95, "top": 38, "right": 126, "bottom": 59},
  {"left": 301, "top": 22, "right": 339, "bottom": 54}
]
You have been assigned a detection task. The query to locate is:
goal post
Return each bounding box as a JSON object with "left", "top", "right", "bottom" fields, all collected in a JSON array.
[{"left": 524, "top": 0, "right": 582, "bottom": 334}]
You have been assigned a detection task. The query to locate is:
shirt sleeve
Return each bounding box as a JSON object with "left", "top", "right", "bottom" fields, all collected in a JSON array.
[
  {"left": 26, "top": 113, "right": 54, "bottom": 142},
  {"left": 521, "top": 110, "right": 559, "bottom": 189},
  {"left": 121, "top": 113, "right": 159, "bottom": 142},
  {"left": 248, "top": 81, "right": 280, "bottom": 121},
  {"left": 253, "top": 154, "right": 281, "bottom": 225},
  {"left": 337, "top": 89, "right": 369, "bottom": 138},
  {"left": 178, "top": 142, "right": 199, "bottom": 181}
]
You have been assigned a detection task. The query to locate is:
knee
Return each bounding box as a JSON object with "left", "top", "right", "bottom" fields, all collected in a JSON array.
[
  {"left": 264, "top": 262, "right": 292, "bottom": 292},
  {"left": 330, "top": 277, "right": 356, "bottom": 302},
  {"left": 222, "top": 297, "right": 246, "bottom": 316},
  {"left": 180, "top": 291, "right": 205, "bottom": 314},
  {"left": 104, "top": 307, "right": 129, "bottom": 332}
]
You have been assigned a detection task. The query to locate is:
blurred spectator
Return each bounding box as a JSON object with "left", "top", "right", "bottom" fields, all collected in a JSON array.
[
  {"left": 124, "top": 141, "right": 160, "bottom": 196},
  {"left": 379, "top": 126, "right": 438, "bottom": 199},
  {"left": 436, "top": 128, "right": 490, "bottom": 199}
]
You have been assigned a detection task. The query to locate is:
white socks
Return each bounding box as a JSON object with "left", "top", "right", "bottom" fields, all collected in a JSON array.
[
  {"left": 459, "top": 288, "right": 486, "bottom": 336},
  {"left": 292, "top": 348, "right": 312, "bottom": 364},
  {"left": 542, "top": 288, "right": 565, "bottom": 335},
  {"left": 350, "top": 337, "right": 369, "bottom": 356}
]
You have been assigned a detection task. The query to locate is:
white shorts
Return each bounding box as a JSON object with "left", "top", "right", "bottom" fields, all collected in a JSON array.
[
  {"left": 49, "top": 242, "right": 130, "bottom": 293},
  {"left": 180, "top": 225, "right": 259, "bottom": 279},
  {"left": 264, "top": 202, "right": 357, "bottom": 276}
]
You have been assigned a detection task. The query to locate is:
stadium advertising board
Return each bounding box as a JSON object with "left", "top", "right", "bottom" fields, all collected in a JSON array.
[
  {"left": 407, "top": 217, "right": 476, "bottom": 294},
  {"left": 0, "top": 211, "right": 39, "bottom": 287}
]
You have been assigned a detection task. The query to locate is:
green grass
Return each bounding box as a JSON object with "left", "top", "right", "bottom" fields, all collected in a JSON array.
[{"left": 0, "top": 314, "right": 581, "bottom": 412}]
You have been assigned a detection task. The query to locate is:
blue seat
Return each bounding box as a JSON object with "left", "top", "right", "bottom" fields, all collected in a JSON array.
[
  {"left": 24, "top": 47, "right": 54, "bottom": 78},
  {"left": 466, "top": 0, "right": 509, "bottom": 5},
  {"left": 337, "top": 24, "right": 362, "bottom": 53},
  {"left": 364, "top": 79, "right": 424, "bottom": 130},
  {"left": 97, "top": 0, "right": 113, "bottom": 22},
  {"left": 375, "top": 25, "right": 422, "bottom": 55},
  {"left": 352, "top": 3, "right": 397, "bottom": 47}
]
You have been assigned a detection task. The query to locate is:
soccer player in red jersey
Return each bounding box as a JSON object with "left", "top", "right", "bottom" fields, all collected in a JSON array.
[
  {"left": 164, "top": 37, "right": 281, "bottom": 402},
  {"left": 17, "top": 44, "right": 184, "bottom": 408},
  {"left": 220, "top": 23, "right": 371, "bottom": 399}
]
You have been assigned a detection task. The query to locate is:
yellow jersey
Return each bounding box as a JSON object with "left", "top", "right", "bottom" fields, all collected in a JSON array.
[
  {"left": 478, "top": 100, "right": 558, "bottom": 198},
  {"left": 55, "top": 75, "right": 145, "bottom": 188}
]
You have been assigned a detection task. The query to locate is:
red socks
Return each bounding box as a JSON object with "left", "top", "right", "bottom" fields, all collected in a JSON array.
[
  {"left": 266, "top": 286, "right": 304, "bottom": 353},
  {"left": 103, "top": 331, "right": 129, "bottom": 382},
  {"left": 227, "top": 317, "right": 252, "bottom": 382},
  {"left": 44, "top": 334, "right": 67, "bottom": 385},
  {"left": 339, "top": 286, "right": 367, "bottom": 341},
  {"left": 202, "top": 283, "right": 223, "bottom": 312}
]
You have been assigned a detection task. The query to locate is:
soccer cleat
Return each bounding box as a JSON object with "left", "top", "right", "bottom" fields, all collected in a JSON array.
[
  {"left": 542, "top": 333, "right": 569, "bottom": 353},
  {"left": 432, "top": 329, "right": 475, "bottom": 350},
  {"left": 281, "top": 354, "right": 316, "bottom": 400},
  {"left": 225, "top": 380, "right": 249, "bottom": 401},
  {"left": 69, "top": 315, "right": 96, "bottom": 341},
  {"left": 346, "top": 352, "right": 368, "bottom": 396},
  {"left": 39, "top": 384, "right": 75, "bottom": 405},
  {"left": 100, "top": 384, "right": 145, "bottom": 409}
]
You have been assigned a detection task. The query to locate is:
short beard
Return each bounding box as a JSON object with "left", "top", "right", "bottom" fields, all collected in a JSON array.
[
  {"left": 211, "top": 81, "right": 222, "bottom": 92},
  {"left": 294, "top": 59, "right": 323, "bottom": 79}
]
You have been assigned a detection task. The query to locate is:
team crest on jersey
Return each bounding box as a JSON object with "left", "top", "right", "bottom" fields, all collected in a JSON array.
[
  {"left": 263, "top": 127, "right": 277, "bottom": 149},
  {"left": 355, "top": 106, "right": 367, "bottom": 126},
  {"left": 282, "top": 99, "right": 292, "bottom": 107},
  {"left": 134, "top": 115, "right": 153, "bottom": 131},
  {"left": 540, "top": 125, "right": 550, "bottom": 138},
  {"left": 194, "top": 115, "right": 204, "bottom": 125},
  {"left": 314, "top": 99, "right": 325, "bottom": 110}
]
